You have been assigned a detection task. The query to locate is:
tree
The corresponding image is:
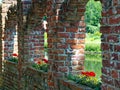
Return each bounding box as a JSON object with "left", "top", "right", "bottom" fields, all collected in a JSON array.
[{"left": 85, "top": 0, "right": 102, "bottom": 33}]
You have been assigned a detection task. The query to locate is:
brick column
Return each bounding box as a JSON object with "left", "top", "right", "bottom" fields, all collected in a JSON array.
[
  {"left": 0, "top": 6, "right": 2, "bottom": 72},
  {"left": 47, "top": 0, "right": 88, "bottom": 89},
  {"left": 101, "top": 0, "right": 120, "bottom": 90},
  {"left": 24, "top": 0, "right": 47, "bottom": 62},
  {"left": 4, "top": 5, "right": 17, "bottom": 60}
]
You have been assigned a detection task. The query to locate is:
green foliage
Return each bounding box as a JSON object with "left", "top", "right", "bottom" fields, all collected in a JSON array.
[
  {"left": 85, "top": 32, "right": 101, "bottom": 52},
  {"left": 67, "top": 74, "right": 101, "bottom": 90},
  {"left": 8, "top": 57, "right": 18, "bottom": 63},
  {"left": 85, "top": 0, "right": 102, "bottom": 33},
  {"left": 32, "top": 63, "right": 48, "bottom": 72}
]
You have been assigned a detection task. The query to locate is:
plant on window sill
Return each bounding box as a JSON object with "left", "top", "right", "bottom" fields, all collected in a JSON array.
[
  {"left": 8, "top": 53, "right": 18, "bottom": 63},
  {"left": 32, "top": 59, "right": 48, "bottom": 72},
  {"left": 67, "top": 71, "right": 101, "bottom": 90}
]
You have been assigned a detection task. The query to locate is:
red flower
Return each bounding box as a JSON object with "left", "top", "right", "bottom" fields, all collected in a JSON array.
[
  {"left": 12, "top": 53, "right": 18, "bottom": 57},
  {"left": 42, "top": 58, "right": 48, "bottom": 63},
  {"left": 89, "top": 72, "right": 96, "bottom": 77},
  {"left": 85, "top": 71, "right": 90, "bottom": 76},
  {"left": 37, "top": 61, "right": 41, "bottom": 65},
  {"left": 81, "top": 71, "right": 86, "bottom": 75},
  {"left": 81, "top": 71, "right": 96, "bottom": 77}
]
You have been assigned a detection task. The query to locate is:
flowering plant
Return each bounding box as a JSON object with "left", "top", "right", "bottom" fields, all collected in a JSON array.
[
  {"left": 67, "top": 71, "right": 101, "bottom": 89},
  {"left": 32, "top": 58, "right": 48, "bottom": 72},
  {"left": 8, "top": 53, "right": 18, "bottom": 63}
]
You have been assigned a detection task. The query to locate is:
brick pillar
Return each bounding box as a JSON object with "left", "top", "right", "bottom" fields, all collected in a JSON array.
[
  {"left": 101, "top": 0, "right": 120, "bottom": 90},
  {"left": 24, "top": 0, "right": 47, "bottom": 62},
  {"left": 47, "top": 0, "right": 88, "bottom": 89},
  {"left": 0, "top": 6, "right": 2, "bottom": 72},
  {"left": 3, "top": 5, "right": 17, "bottom": 60},
  {"left": 1, "top": 0, "right": 17, "bottom": 60}
]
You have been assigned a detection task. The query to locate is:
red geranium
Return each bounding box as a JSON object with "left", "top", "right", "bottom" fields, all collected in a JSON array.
[
  {"left": 37, "top": 61, "right": 42, "bottom": 65},
  {"left": 81, "top": 71, "right": 96, "bottom": 77},
  {"left": 12, "top": 53, "right": 18, "bottom": 57},
  {"left": 42, "top": 58, "right": 48, "bottom": 63},
  {"left": 89, "top": 71, "right": 96, "bottom": 77}
]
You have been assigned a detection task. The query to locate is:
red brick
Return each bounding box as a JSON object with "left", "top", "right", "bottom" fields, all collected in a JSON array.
[
  {"left": 111, "top": 53, "right": 118, "bottom": 60},
  {"left": 72, "top": 61, "right": 78, "bottom": 66},
  {"left": 101, "top": 75, "right": 114, "bottom": 85},
  {"left": 54, "top": 56, "right": 67, "bottom": 61},
  {"left": 71, "top": 33, "right": 85, "bottom": 38},
  {"left": 71, "top": 44, "right": 84, "bottom": 49},
  {"left": 115, "top": 45, "right": 120, "bottom": 52},
  {"left": 102, "top": 52, "right": 110, "bottom": 60},
  {"left": 102, "top": 60, "right": 114, "bottom": 67},
  {"left": 100, "top": 26, "right": 111, "bottom": 34},
  {"left": 101, "top": 43, "right": 109, "bottom": 51},
  {"left": 102, "top": 68, "right": 110, "bottom": 76},
  {"left": 107, "top": 86, "right": 114, "bottom": 90},
  {"left": 72, "top": 65, "right": 83, "bottom": 70},
  {"left": 77, "top": 8, "right": 85, "bottom": 13},
  {"left": 113, "top": 26, "right": 120, "bottom": 33},
  {"left": 66, "top": 39, "right": 77, "bottom": 44},
  {"left": 57, "top": 44, "right": 67, "bottom": 49},
  {"left": 59, "top": 67, "right": 68, "bottom": 72},
  {"left": 66, "top": 27, "right": 78, "bottom": 32},
  {"left": 58, "top": 33, "right": 69, "bottom": 38},
  {"left": 78, "top": 39, "right": 85, "bottom": 44},
  {"left": 101, "top": 84, "right": 108, "bottom": 90},
  {"left": 109, "top": 16, "right": 120, "bottom": 24},
  {"left": 107, "top": 35, "right": 119, "bottom": 43},
  {"left": 54, "top": 62, "right": 64, "bottom": 66},
  {"left": 111, "top": 70, "right": 118, "bottom": 78},
  {"left": 53, "top": 38, "right": 65, "bottom": 43},
  {"left": 116, "top": 63, "right": 120, "bottom": 69},
  {"left": 114, "top": 79, "right": 120, "bottom": 88}
]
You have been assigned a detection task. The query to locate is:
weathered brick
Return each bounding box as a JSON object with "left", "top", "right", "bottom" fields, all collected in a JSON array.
[
  {"left": 58, "top": 32, "right": 69, "bottom": 38},
  {"left": 111, "top": 70, "right": 118, "bottom": 78},
  {"left": 66, "top": 27, "right": 78, "bottom": 32},
  {"left": 71, "top": 44, "right": 84, "bottom": 49}
]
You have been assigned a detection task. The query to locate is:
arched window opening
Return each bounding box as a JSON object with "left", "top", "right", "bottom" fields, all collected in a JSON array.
[{"left": 84, "top": 0, "right": 102, "bottom": 79}]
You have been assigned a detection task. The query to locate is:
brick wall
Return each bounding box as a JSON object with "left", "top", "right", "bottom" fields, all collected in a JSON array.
[
  {"left": 25, "top": 67, "right": 48, "bottom": 90},
  {"left": 1, "top": 0, "right": 120, "bottom": 90},
  {"left": 3, "top": 60, "right": 48, "bottom": 90},
  {"left": 101, "top": 0, "right": 120, "bottom": 90}
]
